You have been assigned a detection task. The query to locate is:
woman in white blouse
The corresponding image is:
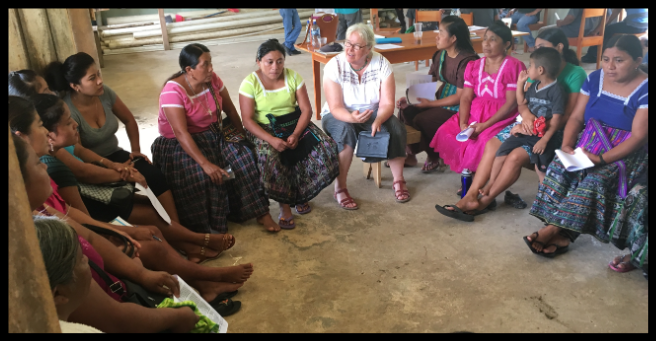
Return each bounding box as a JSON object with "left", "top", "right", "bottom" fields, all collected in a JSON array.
[{"left": 322, "top": 23, "right": 409, "bottom": 209}]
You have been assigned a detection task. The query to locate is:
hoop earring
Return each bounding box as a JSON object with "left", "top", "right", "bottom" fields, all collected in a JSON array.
[{"left": 49, "top": 142, "right": 54, "bottom": 152}]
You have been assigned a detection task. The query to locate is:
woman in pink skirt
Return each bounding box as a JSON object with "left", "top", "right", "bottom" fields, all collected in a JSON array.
[{"left": 429, "top": 21, "right": 526, "bottom": 191}]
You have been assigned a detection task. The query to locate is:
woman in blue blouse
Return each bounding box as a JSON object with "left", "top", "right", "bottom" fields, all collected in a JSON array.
[{"left": 525, "top": 35, "right": 648, "bottom": 264}]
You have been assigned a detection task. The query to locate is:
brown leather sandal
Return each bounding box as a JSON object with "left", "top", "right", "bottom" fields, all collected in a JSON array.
[
  {"left": 393, "top": 180, "right": 411, "bottom": 203},
  {"left": 334, "top": 188, "right": 359, "bottom": 210}
]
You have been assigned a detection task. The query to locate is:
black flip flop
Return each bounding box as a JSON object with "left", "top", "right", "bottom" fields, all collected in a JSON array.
[
  {"left": 504, "top": 191, "right": 527, "bottom": 209},
  {"left": 469, "top": 199, "right": 497, "bottom": 216},
  {"left": 537, "top": 244, "right": 569, "bottom": 258},
  {"left": 210, "top": 298, "right": 241, "bottom": 317},
  {"left": 523, "top": 232, "right": 544, "bottom": 254},
  {"left": 435, "top": 204, "right": 474, "bottom": 222},
  {"left": 208, "top": 290, "right": 238, "bottom": 306}
]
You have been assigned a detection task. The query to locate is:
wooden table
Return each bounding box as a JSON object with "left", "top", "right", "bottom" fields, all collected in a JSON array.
[{"left": 297, "top": 29, "right": 529, "bottom": 120}]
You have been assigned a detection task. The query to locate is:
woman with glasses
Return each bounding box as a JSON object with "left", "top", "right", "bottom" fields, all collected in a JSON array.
[{"left": 321, "top": 23, "right": 409, "bottom": 209}]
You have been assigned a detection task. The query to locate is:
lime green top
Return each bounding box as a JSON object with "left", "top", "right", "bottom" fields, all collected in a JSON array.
[
  {"left": 528, "top": 62, "right": 587, "bottom": 94},
  {"left": 238, "top": 68, "right": 305, "bottom": 124}
]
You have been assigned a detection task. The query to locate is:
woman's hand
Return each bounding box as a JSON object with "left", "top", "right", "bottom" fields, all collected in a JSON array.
[
  {"left": 560, "top": 145, "right": 576, "bottom": 155},
  {"left": 138, "top": 270, "right": 180, "bottom": 297},
  {"left": 416, "top": 97, "right": 431, "bottom": 108},
  {"left": 286, "top": 134, "right": 299, "bottom": 149},
  {"left": 507, "top": 9, "right": 516, "bottom": 17},
  {"left": 396, "top": 97, "right": 409, "bottom": 109},
  {"left": 510, "top": 123, "right": 526, "bottom": 136},
  {"left": 130, "top": 151, "right": 152, "bottom": 164},
  {"left": 469, "top": 122, "right": 486, "bottom": 139},
  {"left": 352, "top": 109, "right": 373, "bottom": 124},
  {"left": 371, "top": 119, "right": 382, "bottom": 137},
  {"left": 270, "top": 138, "right": 290, "bottom": 152},
  {"left": 107, "top": 159, "right": 133, "bottom": 180},
  {"left": 581, "top": 148, "right": 602, "bottom": 165},
  {"left": 129, "top": 225, "right": 159, "bottom": 242},
  {"left": 170, "top": 306, "right": 200, "bottom": 333},
  {"left": 521, "top": 116, "right": 535, "bottom": 136},
  {"left": 127, "top": 168, "right": 148, "bottom": 188},
  {"left": 200, "top": 162, "right": 230, "bottom": 185}
]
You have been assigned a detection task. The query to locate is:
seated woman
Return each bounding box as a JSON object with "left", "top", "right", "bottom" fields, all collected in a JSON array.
[
  {"left": 239, "top": 39, "right": 339, "bottom": 229},
  {"left": 13, "top": 134, "right": 201, "bottom": 333},
  {"left": 436, "top": 28, "right": 588, "bottom": 220},
  {"left": 322, "top": 23, "right": 409, "bottom": 208},
  {"left": 154, "top": 43, "right": 277, "bottom": 233},
  {"left": 397, "top": 16, "right": 479, "bottom": 172},
  {"left": 27, "top": 94, "right": 236, "bottom": 263},
  {"left": 44, "top": 53, "right": 183, "bottom": 230},
  {"left": 32, "top": 215, "right": 102, "bottom": 333},
  {"left": 8, "top": 69, "right": 53, "bottom": 97},
  {"left": 429, "top": 21, "right": 525, "bottom": 191},
  {"left": 525, "top": 35, "right": 648, "bottom": 257}
]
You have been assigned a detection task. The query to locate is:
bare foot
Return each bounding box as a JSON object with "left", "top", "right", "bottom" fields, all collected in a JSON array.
[
  {"left": 257, "top": 213, "right": 281, "bottom": 232},
  {"left": 541, "top": 233, "right": 570, "bottom": 254},
  {"left": 526, "top": 225, "right": 561, "bottom": 253},
  {"left": 609, "top": 254, "right": 637, "bottom": 271},
  {"left": 207, "top": 233, "right": 235, "bottom": 254},
  {"left": 446, "top": 195, "right": 480, "bottom": 213},
  {"left": 194, "top": 281, "right": 244, "bottom": 303},
  {"left": 479, "top": 183, "right": 492, "bottom": 196},
  {"left": 218, "top": 263, "right": 254, "bottom": 283}
]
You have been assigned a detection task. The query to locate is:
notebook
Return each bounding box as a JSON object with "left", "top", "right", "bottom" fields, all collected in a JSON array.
[
  {"left": 554, "top": 147, "right": 595, "bottom": 172},
  {"left": 355, "top": 131, "right": 390, "bottom": 159}
]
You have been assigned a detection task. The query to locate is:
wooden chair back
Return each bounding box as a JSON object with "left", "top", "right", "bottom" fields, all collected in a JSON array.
[
  {"left": 415, "top": 10, "right": 441, "bottom": 24},
  {"left": 460, "top": 13, "right": 473, "bottom": 26},
  {"left": 569, "top": 8, "right": 607, "bottom": 69}
]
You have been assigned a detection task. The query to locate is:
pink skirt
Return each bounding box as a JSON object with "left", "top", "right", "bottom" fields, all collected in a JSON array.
[{"left": 429, "top": 97, "right": 518, "bottom": 173}]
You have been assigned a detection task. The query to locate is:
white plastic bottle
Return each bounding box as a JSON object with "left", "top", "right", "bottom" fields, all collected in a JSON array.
[{"left": 311, "top": 19, "right": 322, "bottom": 49}]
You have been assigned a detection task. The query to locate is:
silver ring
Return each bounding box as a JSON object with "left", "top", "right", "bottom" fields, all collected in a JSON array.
[{"left": 162, "top": 285, "right": 170, "bottom": 290}]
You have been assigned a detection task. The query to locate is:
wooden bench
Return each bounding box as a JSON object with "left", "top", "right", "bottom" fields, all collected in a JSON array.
[{"left": 363, "top": 125, "right": 422, "bottom": 188}]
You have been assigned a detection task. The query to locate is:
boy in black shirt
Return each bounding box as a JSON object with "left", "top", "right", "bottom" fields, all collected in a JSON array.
[{"left": 496, "top": 47, "right": 565, "bottom": 183}]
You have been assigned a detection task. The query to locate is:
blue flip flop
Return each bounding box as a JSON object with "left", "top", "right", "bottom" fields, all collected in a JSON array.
[
  {"left": 294, "top": 203, "right": 312, "bottom": 215},
  {"left": 278, "top": 214, "right": 296, "bottom": 230}
]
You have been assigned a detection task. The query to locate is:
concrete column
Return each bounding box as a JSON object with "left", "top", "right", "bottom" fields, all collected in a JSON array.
[
  {"left": 8, "top": 127, "right": 62, "bottom": 333},
  {"left": 9, "top": 8, "right": 30, "bottom": 71},
  {"left": 16, "top": 8, "right": 57, "bottom": 72}
]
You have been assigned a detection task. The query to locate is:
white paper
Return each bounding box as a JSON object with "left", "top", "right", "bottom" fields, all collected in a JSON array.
[
  {"left": 511, "top": 30, "right": 529, "bottom": 36},
  {"left": 554, "top": 147, "right": 595, "bottom": 172},
  {"left": 173, "top": 275, "right": 228, "bottom": 333},
  {"left": 433, "top": 30, "right": 439, "bottom": 33},
  {"left": 374, "top": 44, "right": 403, "bottom": 50},
  {"left": 405, "top": 72, "right": 433, "bottom": 91},
  {"left": 456, "top": 121, "right": 478, "bottom": 142},
  {"left": 468, "top": 25, "right": 487, "bottom": 31},
  {"left": 554, "top": 13, "right": 560, "bottom": 20},
  {"left": 374, "top": 34, "right": 385, "bottom": 39},
  {"left": 110, "top": 216, "right": 132, "bottom": 227},
  {"left": 135, "top": 183, "right": 171, "bottom": 224},
  {"left": 407, "top": 82, "right": 438, "bottom": 105}
]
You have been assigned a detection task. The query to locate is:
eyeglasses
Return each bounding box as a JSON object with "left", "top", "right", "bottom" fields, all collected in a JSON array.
[{"left": 344, "top": 41, "right": 368, "bottom": 51}]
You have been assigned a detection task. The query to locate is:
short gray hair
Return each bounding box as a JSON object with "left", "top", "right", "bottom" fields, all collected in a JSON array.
[
  {"left": 33, "top": 216, "right": 80, "bottom": 290},
  {"left": 346, "top": 23, "right": 375, "bottom": 48}
]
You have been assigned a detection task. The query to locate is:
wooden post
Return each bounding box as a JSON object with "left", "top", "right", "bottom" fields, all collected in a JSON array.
[
  {"left": 158, "top": 9, "right": 170, "bottom": 50},
  {"left": 8, "top": 8, "right": 30, "bottom": 71},
  {"left": 8, "top": 127, "right": 62, "bottom": 333},
  {"left": 17, "top": 9, "right": 58, "bottom": 72}
]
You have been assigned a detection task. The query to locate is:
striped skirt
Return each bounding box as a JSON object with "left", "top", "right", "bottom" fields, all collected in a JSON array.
[
  {"left": 529, "top": 147, "right": 648, "bottom": 246},
  {"left": 609, "top": 182, "right": 648, "bottom": 272},
  {"left": 246, "top": 122, "right": 339, "bottom": 205},
  {"left": 151, "top": 125, "right": 270, "bottom": 234}
]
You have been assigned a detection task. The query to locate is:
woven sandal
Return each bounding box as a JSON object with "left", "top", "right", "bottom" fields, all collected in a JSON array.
[
  {"left": 334, "top": 188, "right": 359, "bottom": 210},
  {"left": 393, "top": 180, "right": 411, "bottom": 203}
]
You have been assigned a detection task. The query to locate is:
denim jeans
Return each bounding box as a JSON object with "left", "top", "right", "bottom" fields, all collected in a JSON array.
[
  {"left": 279, "top": 9, "right": 302, "bottom": 50},
  {"left": 510, "top": 11, "right": 539, "bottom": 48}
]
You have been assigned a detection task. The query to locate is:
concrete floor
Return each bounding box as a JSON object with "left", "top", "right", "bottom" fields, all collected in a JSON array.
[{"left": 102, "top": 37, "right": 648, "bottom": 333}]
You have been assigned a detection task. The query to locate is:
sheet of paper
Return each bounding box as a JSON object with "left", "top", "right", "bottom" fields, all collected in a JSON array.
[
  {"left": 173, "top": 276, "right": 228, "bottom": 333},
  {"left": 468, "top": 25, "right": 487, "bottom": 31},
  {"left": 374, "top": 44, "right": 403, "bottom": 50},
  {"left": 554, "top": 12, "right": 560, "bottom": 20},
  {"left": 405, "top": 72, "right": 433, "bottom": 90},
  {"left": 374, "top": 34, "right": 385, "bottom": 39},
  {"left": 110, "top": 216, "right": 132, "bottom": 227},
  {"left": 554, "top": 147, "right": 595, "bottom": 172},
  {"left": 407, "top": 82, "right": 439, "bottom": 105},
  {"left": 135, "top": 183, "right": 171, "bottom": 224},
  {"left": 511, "top": 30, "right": 529, "bottom": 36}
]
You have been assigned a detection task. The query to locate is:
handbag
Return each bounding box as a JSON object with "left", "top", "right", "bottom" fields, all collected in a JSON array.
[
  {"left": 356, "top": 131, "right": 390, "bottom": 160},
  {"left": 575, "top": 118, "right": 634, "bottom": 198},
  {"left": 78, "top": 180, "right": 135, "bottom": 207},
  {"left": 266, "top": 107, "right": 320, "bottom": 167},
  {"left": 82, "top": 223, "right": 136, "bottom": 258},
  {"left": 207, "top": 83, "right": 247, "bottom": 144},
  {"left": 88, "top": 259, "right": 168, "bottom": 308}
]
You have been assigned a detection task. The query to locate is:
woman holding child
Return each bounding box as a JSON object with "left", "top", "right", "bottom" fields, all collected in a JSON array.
[
  {"left": 436, "top": 28, "right": 588, "bottom": 220},
  {"left": 239, "top": 39, "right": 339, "bottom": 229},
  {"left": 525, "top": 35, "right": 648, "bottom": 261},
  {"left": 429, "top": 21, "right": 526, "bottom": 187},
  {"left": 397, "top": 16, "right": 479, "bottom": 172}
]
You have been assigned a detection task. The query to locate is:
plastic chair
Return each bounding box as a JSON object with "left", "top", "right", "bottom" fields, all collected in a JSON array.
[
  {"left": 460, "top": 13, "right": 473, "bottom": 26},
  {"left": 569, "top": 8, "right": 607, "bottom": 69},
  {"left": 414, "top": 10, "right": 441, "bottom": 71}
]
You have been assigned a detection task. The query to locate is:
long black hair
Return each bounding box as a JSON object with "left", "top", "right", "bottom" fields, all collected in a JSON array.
[
  {"left": 12, "top": 133, "right": 31, "bottom": 180},
  {"left": 439, "top": 16, "right": 476, "bottom": 55},
  {"left": 256, "top": 39, "right": 286, "bottom": 61},
  {"left": 32, "top": 94, "right": 66, "bottom": 132},
  {"left": 43, "top": 52, "right": 96, "bottom": 94},
  {"left": 536, "top": 27, "right": 580, "bottom": 66},
  {"left": 605, "top": 34, "right": 644, "bottom": 60},
  {"left": 164, "top": 43, "right": 211, "bottom": 86},
  {"left": 8, "top": 69, "right": 40, "bottom": 98},
  {"left": 8, "top": 95, "right": 38, "bottom": 134},
  {"left": 485, "top": 20, "right": 513, "bottom": 51}
]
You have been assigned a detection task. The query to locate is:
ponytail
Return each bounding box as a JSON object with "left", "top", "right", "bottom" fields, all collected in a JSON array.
[
  {"left": 562, "top": 49, "right": 580, "bottom": 66},
  {"left": 43, "top": 61, "right": 70, "bottom": 93},
  {"left": 43, "top": 52, "right": 96, "bottom": 94},
  {"left": 8, "top": 69, "right": 40, "bottom": 98},
  {"left": 537, "top": 27, "right": 580, "bottom": 66}
]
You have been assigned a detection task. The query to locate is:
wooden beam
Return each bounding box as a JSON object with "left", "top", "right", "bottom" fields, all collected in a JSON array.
[
  {"left": 8, "top": 127, "right": 62, "bottom": 333},
  {"left": 8, "top": 8, "right": 30, "bottom": 70},
  {"left": 67, "top": 9, "right": 100, "bottom": 65},
  {"left": 17, "top": 9, "right": 57, "bottom": 72},
  {"left": 158, "top": 9, "right": 170, "bottom": 50}
]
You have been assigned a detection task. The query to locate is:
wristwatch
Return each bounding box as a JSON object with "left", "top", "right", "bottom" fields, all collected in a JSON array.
[{"left": 598, "top": 152, "right": 607, "bottom": 165}]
